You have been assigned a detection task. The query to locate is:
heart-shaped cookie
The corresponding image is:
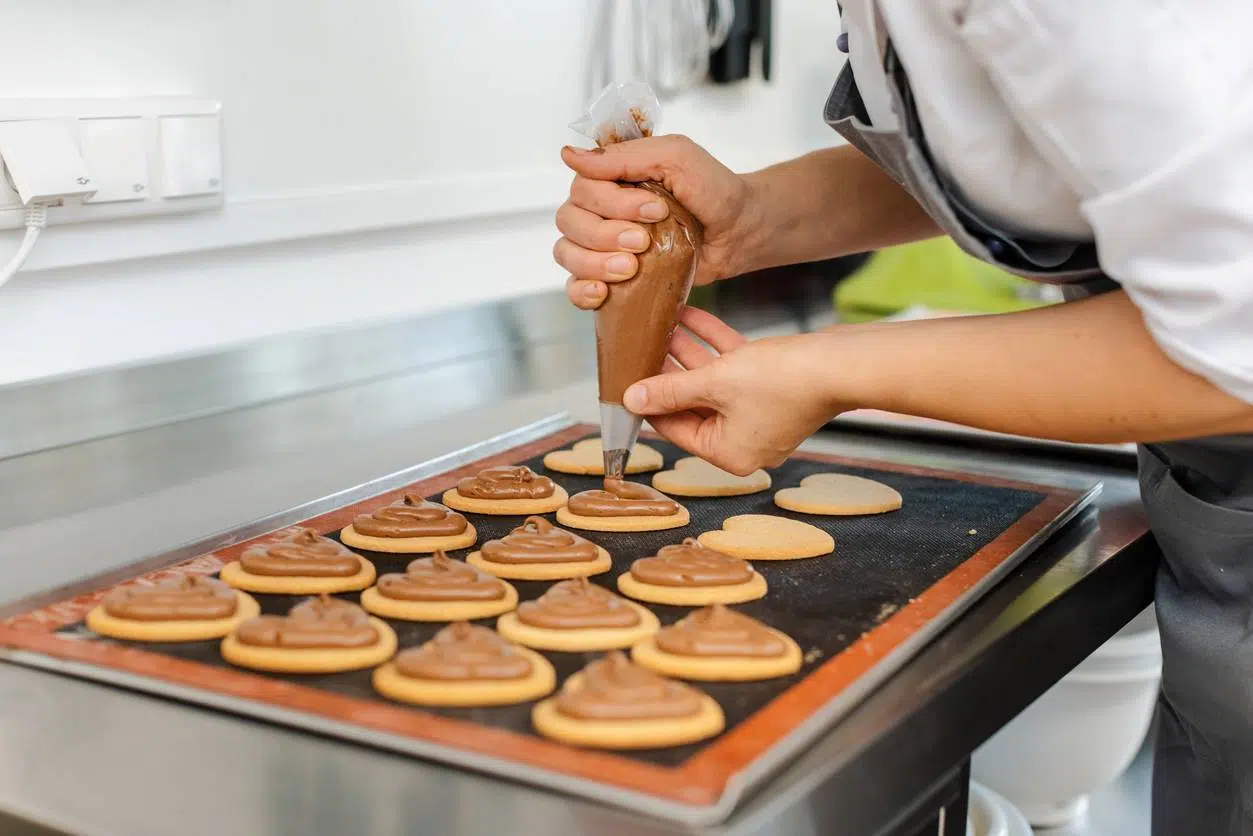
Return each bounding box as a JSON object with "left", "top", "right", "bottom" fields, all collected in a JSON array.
[
  {"left": 697, "top": 514, "right": 834, "bottom": 560},
  {"left": 652, "top": 457, "right": 770, "bottom": 497},
  {"left": 543, "top": 438, "right": 663, "bottom": 475},
  {"left": 774, "top": 473, "right": 902, "bottom": 516}
]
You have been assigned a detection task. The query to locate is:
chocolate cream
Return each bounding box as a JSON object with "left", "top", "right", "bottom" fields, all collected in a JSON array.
[
  {"left": 566, "top": 478, "right": 680, "bottom": 517},
  {"left": 239, "top": 529, "right": 360, "bottom": 577},
  {"left": 456, "top": 466, "right": 555, "bottom": 500},
  {"left": 629, "top": 538, "right": 753, "bottom": 587},
  {"left": 235, "top": 594, "right": 379, "bottom": 649},
  {"left": 352, "top": 494, "right": 469, "bottom": 538},
  {"left": 555, "top": 651, "right": 703, "bottom": 721},
  {"left": 394, "top": 621, "right": 532, "bottom": 681},
  {"left": 515, "top": 577, "right": 640, "bottom": 630},
  {"left": 103, "top": 575, "right": 237, "bottom": 622},
  {"left": 654, "top": 604, "right": 786, "bottom": 658},
  {"left": 376, "top": 550, "right": 506, "bottom": 601},
  {"left": 595, "top": 181, "right": 704, "bottom": 406},
  {"left": 480, "top": 516, "right": 599, "bottom": 565}
]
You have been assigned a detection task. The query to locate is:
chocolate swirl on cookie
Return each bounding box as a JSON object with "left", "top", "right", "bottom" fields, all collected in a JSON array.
[
  {"left": 235, "top": 594, "right": 378, "bottom": 649},
  {"left": 395, "top": 621, "right": 532, "bottom": 681},
  {"left": 566, "top": 478, "right": 680, "bottom": 517},
  {"left": 629, "top": 538, "right": 753, "bottom": 587},
  {"left": 103, "top": 575, "right": 237, "bottom": 622},
  {"left": 376, "top": 550, "right": 506, "bottom": 602},
  {"left": 480, "top": 517, "right": 599, "bottom": 565},
  {"left": 654, "top": 604, "right": 786, "bottom": 658},
  {"left": 239, "top": 529, "right": 360, "bottom": 577},
  {"left": 515, "top": 577, "right": 640, "bottom": 629},
  {"left": 353, "top": 494, "right": 469, "bottom": 538},
  {"left": 555, "top": 652, "right": 703, "bottom": 720},
  {"left": 456, "top": 466, "right": 555, "bottom": 500}
]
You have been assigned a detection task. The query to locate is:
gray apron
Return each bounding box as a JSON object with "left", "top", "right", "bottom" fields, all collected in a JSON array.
[{"left": 824, "top": 20, "right": 1253, "bottom": 835}]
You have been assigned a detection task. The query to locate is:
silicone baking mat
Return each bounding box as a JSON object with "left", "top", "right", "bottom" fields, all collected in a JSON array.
[{"left": 0, "top": 418, "right": 1097, "bottom": 825}]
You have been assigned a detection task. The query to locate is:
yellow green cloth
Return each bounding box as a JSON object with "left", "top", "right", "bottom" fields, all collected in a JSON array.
[{"left": 835, "top": 238, "right": 1044, "bottom": 322}]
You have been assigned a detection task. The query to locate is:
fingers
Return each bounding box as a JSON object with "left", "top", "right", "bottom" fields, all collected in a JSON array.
[
  {"left": 562, "top": 135, "right": 703, "bottom": 187},
  {"left": 678, "top": 306, "right": 747, "bottom": 353},
  {"left": 623, "top": 366, "right": 715, "bottom": 415},
  {"left": 556, "top": 203, "right": 651, "bottom": 253},
  {"left": 553, "top": 237, "right": 638, "bottom": 283},
  {"left": 646, "top": 411, "right": 711, "bottom": 458},
  {"left": 565, "top": 275, "right": 606, "bottom": 310},
  {"left": 668, "top": 327, "right": 716, "bottom": 370},
  {"left": 568, "top": 177, "right": 669, "bottom": 223}
]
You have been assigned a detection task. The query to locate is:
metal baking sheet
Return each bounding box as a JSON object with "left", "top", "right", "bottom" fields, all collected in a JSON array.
[{"left": 0, "top": 414, "right": 1099, "bottom": 826}]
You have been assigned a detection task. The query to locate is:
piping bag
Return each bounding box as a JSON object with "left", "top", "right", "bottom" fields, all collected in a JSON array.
[{"left": 570, "top": 82, "right": 705, "bottom": 479}]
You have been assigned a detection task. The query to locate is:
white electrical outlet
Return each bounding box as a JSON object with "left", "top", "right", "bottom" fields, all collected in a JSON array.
[{"left": 0, "top": 98, "right": 223, "bottom": 230}]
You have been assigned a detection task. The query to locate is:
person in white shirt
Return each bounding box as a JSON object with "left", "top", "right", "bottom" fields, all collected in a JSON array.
[{"left": 553, "top": 2, "right": 1253, "bottom": 831}]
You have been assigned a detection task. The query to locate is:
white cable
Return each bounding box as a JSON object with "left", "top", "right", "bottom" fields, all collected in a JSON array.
[{"left": 0, "top": 203, "right": 47, "bottom": 292}]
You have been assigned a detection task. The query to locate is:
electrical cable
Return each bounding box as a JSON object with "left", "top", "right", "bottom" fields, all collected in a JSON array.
[{"left": 0, "top": 202, "right": 47, "bottom": 292}]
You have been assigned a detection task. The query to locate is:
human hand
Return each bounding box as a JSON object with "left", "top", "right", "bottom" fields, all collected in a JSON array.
[
  {"left": 624, "top": 307, "right": 847, "bottom": 475},
  {"left": 555, "top": 135, "right": 761, "bottom": 310}
]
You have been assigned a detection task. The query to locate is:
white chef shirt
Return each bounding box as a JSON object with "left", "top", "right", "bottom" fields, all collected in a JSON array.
[{"left": 838, "top": 0, "right": 1253, "bottom": 405}]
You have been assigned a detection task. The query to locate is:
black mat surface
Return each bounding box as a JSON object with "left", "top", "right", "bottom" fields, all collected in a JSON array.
[{"left": 65, "top": 438, "right": 1047, "bottom": 767}]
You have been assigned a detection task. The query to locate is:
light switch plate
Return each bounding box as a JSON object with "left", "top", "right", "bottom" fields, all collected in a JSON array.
[{"left": 0, "top": 98, "right": 222, "bottom": 230}]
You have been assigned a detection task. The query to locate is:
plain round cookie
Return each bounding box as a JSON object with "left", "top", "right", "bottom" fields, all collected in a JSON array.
[
  {"left": 466, "top": 545, "right": 612, "bottom": 581},
  {"left": 220, "top": 617, "right": 398, "bottom": 674},
  {"left": 652, "top": 457, "right": 771, "bottom": 497},
  {"left": 630, "top": 629, "right": 803, "bottom": 681},
  {"left": 372, "top": 647, "right": 555, "bottom": 707},
  {"left": 441, "top": 485, "right": 569, "bottom": 516},
  {"left": 359, "top": 582, "right": 518, "bottom": 622},
  {"left": 219, "top": 555, "right": 377, "bottom": 594},
  {"left": 532, "top": 683, "right": 724, "bottom": 749},
  {"left": 774, "top": 473, "right": 903, "bottom": 516},
  {"left": 339, "top": 523, "right": 477, "bottom": 554},
  {"left": 697, "top": 515, "right": 834, "bottom": 560},
  {"left": 616, "top": 570, "right": 767, "bottom": 606},
  {"left": 85, "top": 590, "right": 261, "bottom": 642},
  {"left": 555, "top": 505, "right": 690, "bottom": 533},
  {"left": 543, "top": 438, "right": 664, "bottom": 475},
  {"left": 496, "top": 602, "right": 660, "bottom": 652}
]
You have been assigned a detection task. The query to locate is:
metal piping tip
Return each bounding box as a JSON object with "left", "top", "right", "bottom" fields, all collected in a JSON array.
[{"left": 599, "top": 402, "right": 643, "bottom": 480}]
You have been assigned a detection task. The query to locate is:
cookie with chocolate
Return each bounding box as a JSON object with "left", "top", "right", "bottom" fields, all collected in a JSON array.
[
  {"left": 442, "top": 466, "right": 568, "bottom": 516},
  {"left": 360, "top": 550, "right": 518, "bottom": 622},
  {"left": 219, "top": 529, "right": 376, "bottom": 594},
  {"left": 631, "top": 604, "right": 802, "bottom": 681},
  {"left": 496, "top": 577, "right": 658, "bottom": 652},
  {"left": 221, "top": 594, "right": 397, "bottom": 674},
  {"left": 466, "top": 516, "right": 612, "bottom": 581},
  {"left": 616, "top": 538, "right": 767, "bottom": 606},
  {"left": 340, "top": 494, "right": 477, "bottom": 554},
  {"left": 555, "top": 478, "right": 690, "bottom": 532},
  {"left": 372, "top": 621, "right": 555, "bottom": 707},
  {"left": 85, "top": 575, "right": 260, "bottom": 642},
  {"left": 531, "top": 652, "right": 724, "bottom": 749}
]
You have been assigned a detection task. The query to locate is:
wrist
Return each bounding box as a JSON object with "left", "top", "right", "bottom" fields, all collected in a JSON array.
[
  {"left": 802, "top": 327, "right": 890, "bottom": 415},
  {"left": 728, "top": 171, "right": 775, "bottom": 277}
]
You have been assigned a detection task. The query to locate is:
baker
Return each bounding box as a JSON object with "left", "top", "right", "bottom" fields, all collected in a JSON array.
[{"left": 553, "top": 3, "right": 1253, "bottom": 832}]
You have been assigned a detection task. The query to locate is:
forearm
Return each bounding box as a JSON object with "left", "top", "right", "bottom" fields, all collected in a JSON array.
[
  {"left": 830, "top": 291, "right": 1253, "bottom": 443},
  {"left": 737, "top": 144, "right": 940, "bottom": 275}
]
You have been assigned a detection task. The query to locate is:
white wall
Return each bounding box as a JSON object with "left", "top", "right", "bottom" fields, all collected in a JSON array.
[{"left": 0, "top": 0, "right": 842, "bottom": 386}]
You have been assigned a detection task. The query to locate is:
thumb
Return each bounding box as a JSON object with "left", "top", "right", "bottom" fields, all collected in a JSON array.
[
  {"left": 562, "top": 135, "right": 695, "bottom": 184},
  {"left": 623, "top": 367, "right": 715, "bottom": 415}
]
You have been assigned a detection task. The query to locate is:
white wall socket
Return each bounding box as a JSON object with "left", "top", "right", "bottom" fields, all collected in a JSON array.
[{"left": 0, "top": 97, "right": 223, "bottom": 231}]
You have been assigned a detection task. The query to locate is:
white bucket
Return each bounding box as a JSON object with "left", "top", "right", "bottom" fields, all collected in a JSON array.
[
  {"left": 967, "top": 781, "right": 1033, "bottom": 836},
  {"left": 971, "top": 606, "right": 1161, "bottom": 828}
]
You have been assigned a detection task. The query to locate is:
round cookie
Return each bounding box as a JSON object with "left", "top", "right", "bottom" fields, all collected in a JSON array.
[
  {"left": 220, "top": 529, "right": 376, "bottom": 594},
  {"left": 340, "top": 493, "right": 477, "bottom": 554},
  {"left": 557, "top": 478, "right": 689, "bottom": 533},
  {"left": 360, "top": 550, "right": 518, "bottom": 622},
  {"left": 221, "top": 596, "right": 397, "bottom": 674},
  {"left": 531, "top": 652, "right": 724, "bottom": 749},
  {"left": 630, "top": 604, "right": 802, "bottom": 681},
  {"left": 372, "top": 622, "right": 555, "bottom": 707},
  {"left": 466, "top": 516, "right": 612, "bottom": 581},
  {"left": 652, "top": 457, "right": 771, "bottom": 498},
  {"left": 442, "top": 465, "right": 568, "bottom": 516},
  {"left": 496, "top": 577, "right": 659, "bottom": 652},
  {"left": 86, "top": 576, "right": 261, "bottom": 642},
  {"left": 697, "top": 514, "right": 834, "bottom": 560},
  {"left": 543, "top": 438, "right": 664, "bottom": 476},
  {"left": 616, "top": 538, "right": 767, "bottom": 606},
  {"left": 774, "top": 473, "right": 902, "bottom": 516}
]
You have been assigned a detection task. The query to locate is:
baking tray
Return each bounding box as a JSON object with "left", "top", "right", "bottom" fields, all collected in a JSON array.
[{"left": 0, "top": 414, "right": 1099, "bottom": 826}]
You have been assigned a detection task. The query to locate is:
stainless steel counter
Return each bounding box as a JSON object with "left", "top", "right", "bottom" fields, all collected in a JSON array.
[{"left": 0, "top": 292, "right": 1156, "bottom": 836}]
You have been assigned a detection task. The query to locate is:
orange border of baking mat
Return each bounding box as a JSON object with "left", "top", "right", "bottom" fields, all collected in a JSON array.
[{"left": 0, "top": 423, "right": 1121, "bottom": 808}]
